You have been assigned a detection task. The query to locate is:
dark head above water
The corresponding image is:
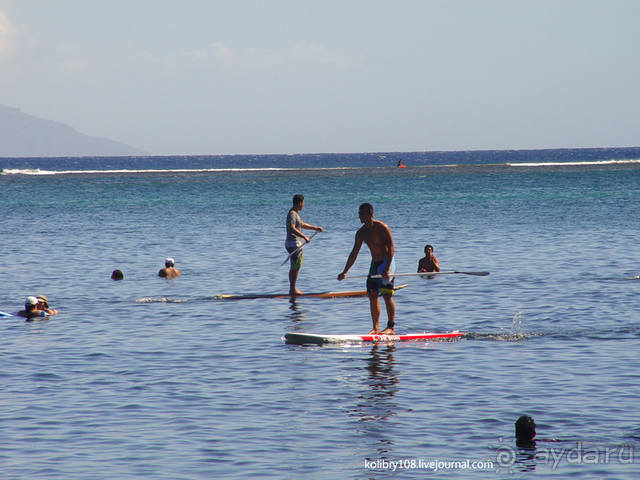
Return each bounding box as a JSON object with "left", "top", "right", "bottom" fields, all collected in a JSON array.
[
  {"left": 515, "top": 415, "right": 536, "bottom": 447},
  {"left": 111, "top": 269, "right": 124, "bottom": 280}
]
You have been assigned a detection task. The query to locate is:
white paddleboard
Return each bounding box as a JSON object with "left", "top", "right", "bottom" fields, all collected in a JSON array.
[{"left": 284, "top": 331, "right": 464, "bottom": 345}]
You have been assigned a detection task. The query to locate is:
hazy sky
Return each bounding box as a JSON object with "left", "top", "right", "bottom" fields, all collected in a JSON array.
[{"left": 1, "top": 0, "right": 638, "bottom": 155}]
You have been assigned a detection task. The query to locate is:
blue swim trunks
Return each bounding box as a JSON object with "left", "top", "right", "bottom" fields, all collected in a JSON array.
[{"left": 366, "top": 258, "right": 396, "bottom": 296}]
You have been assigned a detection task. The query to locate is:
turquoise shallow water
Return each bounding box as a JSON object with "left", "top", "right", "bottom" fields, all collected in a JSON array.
[{"left": 1, "top": 154, "right": 640, "bottom": 478}]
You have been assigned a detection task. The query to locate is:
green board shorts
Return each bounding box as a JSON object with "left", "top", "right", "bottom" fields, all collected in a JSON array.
[{"left": 286, "top": 245, "right": 302, "bottom": 270}]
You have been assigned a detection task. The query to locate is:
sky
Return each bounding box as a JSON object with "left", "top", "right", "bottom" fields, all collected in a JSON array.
[{"left": 0, "top": 0, "right": 639, "bottom": 155}]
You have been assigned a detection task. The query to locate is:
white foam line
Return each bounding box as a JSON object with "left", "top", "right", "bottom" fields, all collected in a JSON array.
[
  {"left": 508, "top": 159, "right": 640, "bottom": 167},
  {"left": 1, "top": 166, "right": 361, "bottom": 175}
]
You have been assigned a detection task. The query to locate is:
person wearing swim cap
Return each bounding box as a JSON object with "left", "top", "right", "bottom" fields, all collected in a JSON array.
[
  {"left": 158, "top": 258, "right": 181, "bottom": 278},
  {"left": 17, "top": 296, "right": 47, "bottom": 319},
  {"left": 36, "top": 294, "right": 58, "bottom": 315}
]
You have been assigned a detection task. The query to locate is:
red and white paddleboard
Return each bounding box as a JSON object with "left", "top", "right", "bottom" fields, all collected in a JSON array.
[{"left": 284, "top": 331, "right": 464, "bottom": 345}]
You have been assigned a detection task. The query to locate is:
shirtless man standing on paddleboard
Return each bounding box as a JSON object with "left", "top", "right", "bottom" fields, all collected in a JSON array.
[{"left": 337, "top": 203, "right": 396, "bottom": 334}]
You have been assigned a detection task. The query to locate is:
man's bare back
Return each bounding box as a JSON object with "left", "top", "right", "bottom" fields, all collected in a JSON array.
[
  {"left": 159, "top": 267, "right": 180, "bottom": 279},
  {"left": 158, "top": 258, "right": 180, "bottom": 279}
]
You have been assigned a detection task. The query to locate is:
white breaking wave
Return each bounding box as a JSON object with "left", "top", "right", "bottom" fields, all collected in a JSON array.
[
  {"left": 507, "top": 159, "right": 640, "bottom": 167},
  {"left": 1, "top": 166, "right": 360, "bottom": 175}
]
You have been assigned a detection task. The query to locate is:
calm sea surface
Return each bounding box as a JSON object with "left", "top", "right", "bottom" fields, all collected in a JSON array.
[{"left": 1, "top": 149, "right": 639, "bottom": 478}]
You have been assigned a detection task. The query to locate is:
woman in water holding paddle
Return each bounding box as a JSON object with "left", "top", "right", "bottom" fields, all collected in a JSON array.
[{"left": 285, "top": 194, "right": 323, "bottom": 296}]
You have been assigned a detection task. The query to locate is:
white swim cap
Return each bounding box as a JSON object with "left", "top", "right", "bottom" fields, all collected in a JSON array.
[
  {"left": 165, "top": 258, "right": 175, "bottom": 266},
  {"left": 26, "top": 296, "right": 38, "bottom": 306}
]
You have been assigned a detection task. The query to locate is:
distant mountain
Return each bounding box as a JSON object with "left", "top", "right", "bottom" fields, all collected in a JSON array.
[{"left": 0, "top": 104, "right": 147, "bottom": 157}]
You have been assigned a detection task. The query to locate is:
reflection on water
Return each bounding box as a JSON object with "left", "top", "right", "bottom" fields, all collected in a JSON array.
[
  {"left": 286, "top": 298, "right": 307, "bottom": 323},
  {"left": 348, "top": 345, "right": 398, "bottom": 458},
  {"left": 514, "top": 446, "right": 537, "bottom": 473},
  {"left": 363, "top": 344, "right": 399, "bottom": 417},
  {"left": 494, "top": 441, "right": 537, "bottom": 474}
]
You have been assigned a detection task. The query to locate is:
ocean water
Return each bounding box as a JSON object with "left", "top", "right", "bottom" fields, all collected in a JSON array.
[{"left": 1, "top": 149, "right": 639, "bottom": 479}]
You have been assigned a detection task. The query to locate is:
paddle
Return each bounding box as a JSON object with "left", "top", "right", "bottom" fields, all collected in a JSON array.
[
  {"left": 349, "top": 270, "right": 490, "bottom": 279},
  {"left": 280, "top": 230, "right": 321, "bottom": 266}
]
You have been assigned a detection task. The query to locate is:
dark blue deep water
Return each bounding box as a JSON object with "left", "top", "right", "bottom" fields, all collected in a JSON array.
[{"left": 1, "top": 149, "right": 640, "bottom": 478}]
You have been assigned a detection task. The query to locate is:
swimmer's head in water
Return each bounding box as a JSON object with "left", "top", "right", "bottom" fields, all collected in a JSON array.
[
  {"left": 515, "top": 415, "right": 536, "bottom": 442},
  {"left": 111, "top": 269, "right": 124, "bottom": 280}
]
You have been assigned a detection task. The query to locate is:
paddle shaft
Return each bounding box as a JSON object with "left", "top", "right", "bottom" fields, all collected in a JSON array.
[
  {"left": 349, "top": 270, "right": 489, "bottom": 279},
  {"left": 281, "top": 230, "right": 320, "bottom": 265}
]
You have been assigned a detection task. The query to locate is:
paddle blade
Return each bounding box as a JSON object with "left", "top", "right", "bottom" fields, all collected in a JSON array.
[{"left": 456, "top": 271, "right": 490, "bottom": 276}]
